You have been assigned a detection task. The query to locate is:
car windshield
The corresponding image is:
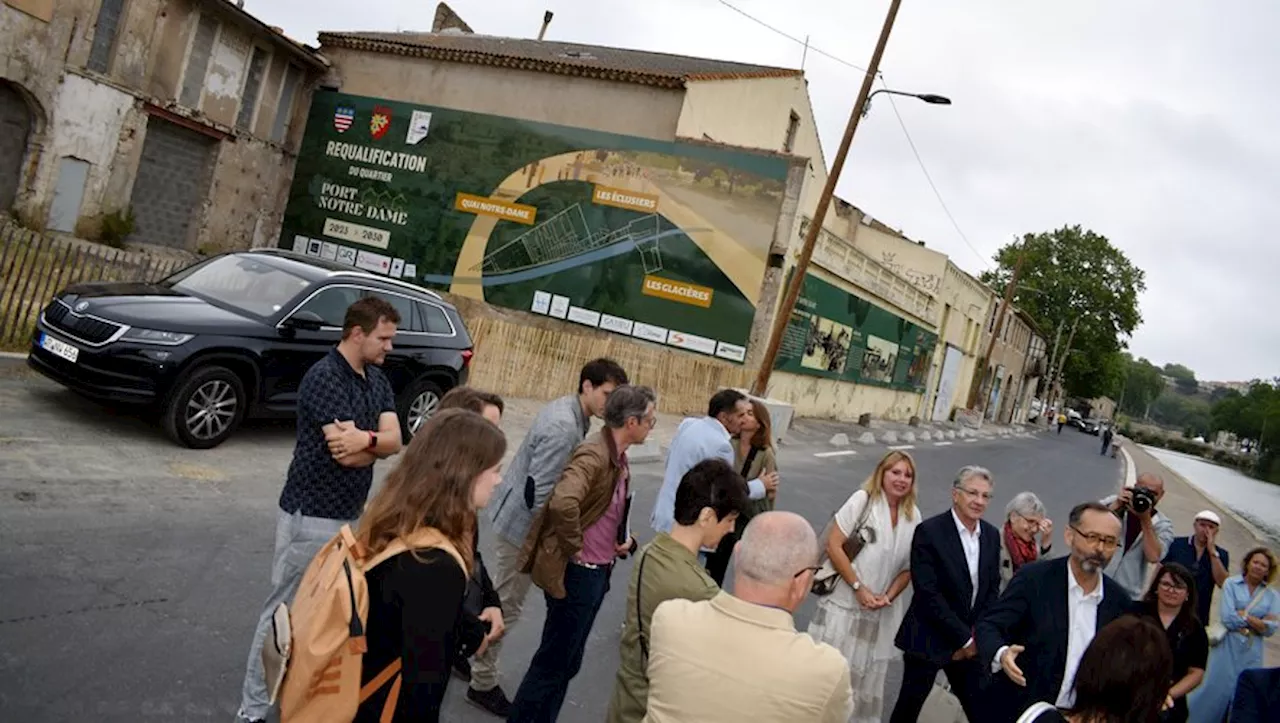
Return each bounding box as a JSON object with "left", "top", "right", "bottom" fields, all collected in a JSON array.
[{"left": 165, "top": 255, "right": 310, "bottom": 318}]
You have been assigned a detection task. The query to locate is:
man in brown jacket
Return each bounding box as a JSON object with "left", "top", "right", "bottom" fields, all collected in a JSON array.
[{"left": 508, "top": 384, "right": 658, "bottom": 723}]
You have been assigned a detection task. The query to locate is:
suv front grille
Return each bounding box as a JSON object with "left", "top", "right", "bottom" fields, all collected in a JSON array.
[{"left": 43, "top": 300, "right": 125, "bottom": 345}]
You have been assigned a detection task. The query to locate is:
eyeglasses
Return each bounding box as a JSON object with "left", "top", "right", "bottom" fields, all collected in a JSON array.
[
  {"left": 794, "top": 565, "right": 822, "bottom": 579},
  {"left": 1069, "top": 525, "right": 1120, "bottom": 550},
  {"left": 957, "top": 487, "right": 993, "bottom": 501},
  {"left": 1158, "top": 580, "right": 1188, "bottom": 593}
]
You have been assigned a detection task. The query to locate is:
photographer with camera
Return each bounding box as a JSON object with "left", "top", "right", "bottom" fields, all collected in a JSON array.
[{"left": 1101, "top": 473, "right": 1175, "bottom": 600}]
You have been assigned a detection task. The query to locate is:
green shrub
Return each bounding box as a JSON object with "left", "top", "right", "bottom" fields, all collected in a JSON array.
[{"left": 100, "top": 208, "right": 135, "bottom": 248}]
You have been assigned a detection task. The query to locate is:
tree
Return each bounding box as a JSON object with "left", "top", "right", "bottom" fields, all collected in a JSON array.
[
  {"left": 1118, "top": 355, "right": 1165, "bottom": 417},
  {"left": 1163, "top": 362, "right": 1200, "bottom": 395},
  {"left": 980, "top": 226, "right": 1146, "bottom": 399}
]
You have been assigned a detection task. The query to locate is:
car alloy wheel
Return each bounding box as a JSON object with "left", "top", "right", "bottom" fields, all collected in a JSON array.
[
  {"left": 407, "top": 389, "right": 441, "bottom": 435},
  {"left": 185, "top": 379, "right": 238, "bottom": 441}
]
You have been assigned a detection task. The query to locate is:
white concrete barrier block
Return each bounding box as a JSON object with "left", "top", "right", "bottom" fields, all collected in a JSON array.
[
  {"left": 857, "top": 432, "right": 877, "bottom": 445},
  {"left": 918, "top": 431, "right": 933, "bottom": 442},
  {"left": 829, "top": 433, "right": 850, "bottom": 447},
  {"left": 902, "top": 431, "right": 917, "bottom": 443},
  {"left": 945, "top": 430, "right": 957, "bottom": 440},
  {"left": 880, "top": 431, "right": 899, "bottom": 444},
  {"left": 738, "top": 389, "right": 796, "bottom": 443}
]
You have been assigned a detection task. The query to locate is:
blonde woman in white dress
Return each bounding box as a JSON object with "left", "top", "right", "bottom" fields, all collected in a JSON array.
[{"left": 808, "top": 450, "right": 921, "bottom": 723}]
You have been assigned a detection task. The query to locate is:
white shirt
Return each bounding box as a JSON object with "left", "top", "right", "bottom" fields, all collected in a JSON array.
[
  {"left": 991, "top": 564, "right": 1105, "bottom": 708},
  {"left": 1056, "top": 563, "right": 1104, "bottom": 707},
  {"left": 951, "top": 509, "right": 981, "bottom": 607}
]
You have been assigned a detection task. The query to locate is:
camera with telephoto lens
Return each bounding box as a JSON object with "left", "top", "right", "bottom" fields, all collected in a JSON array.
[{"left": 1129, "top": 486, "right": 1156, "bottom": 514}]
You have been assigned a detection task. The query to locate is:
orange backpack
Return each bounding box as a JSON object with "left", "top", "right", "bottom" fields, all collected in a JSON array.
[{"left": 269, "top": 524, "right": 466, "bottom": 723}]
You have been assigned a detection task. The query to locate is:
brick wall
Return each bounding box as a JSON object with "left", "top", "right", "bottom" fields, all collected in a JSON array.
[{"left": 128, "top": 117, "right": 216, "bottom": 248}]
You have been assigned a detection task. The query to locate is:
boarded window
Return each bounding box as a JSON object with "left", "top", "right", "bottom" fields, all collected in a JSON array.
[
  {"left": 271, "top": 64, "right": 301, "bottom": 143},
  {"left": 180, "top": 14, "right": 219, "bottom": 108},
  {"left": 236, "top": 47, "right": 269, "bottom": 130},
  {"left": 87, "top": 0, "right": 126, "bottom": 73}
]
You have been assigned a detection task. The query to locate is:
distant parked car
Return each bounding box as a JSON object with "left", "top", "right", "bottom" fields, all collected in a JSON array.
[
  {"left": 1079, "top": 418, "right": 1102, "bottom": 435},
  {"left": 27, "top": 249, "right": 473, "bottom": 449}
]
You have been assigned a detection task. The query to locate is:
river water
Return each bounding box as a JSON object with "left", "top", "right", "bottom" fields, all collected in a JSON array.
[{"left": 1144, "top": 446, "right": 1280, "bottom": 545}]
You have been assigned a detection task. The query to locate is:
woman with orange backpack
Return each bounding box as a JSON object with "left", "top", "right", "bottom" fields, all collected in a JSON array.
[{"left": 352, "top": 408, "right": 506, "bottom": 722}]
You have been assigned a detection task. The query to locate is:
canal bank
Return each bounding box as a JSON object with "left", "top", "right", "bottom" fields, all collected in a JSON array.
[{"left": 1119, "top": 439, "right": 1280, "bottom": 666}]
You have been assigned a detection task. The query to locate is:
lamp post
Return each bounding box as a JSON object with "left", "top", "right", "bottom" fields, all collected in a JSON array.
[
  {"left": 862, "top": 88, "right": 951, "bottom": 117},
  {"left": 749, "top": 0, "right": 950, "bottom": 397}
]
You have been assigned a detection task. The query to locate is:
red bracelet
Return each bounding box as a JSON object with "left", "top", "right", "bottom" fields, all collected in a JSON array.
[{"left": 367, "top": 431, "right": 377, "bottom": 450}]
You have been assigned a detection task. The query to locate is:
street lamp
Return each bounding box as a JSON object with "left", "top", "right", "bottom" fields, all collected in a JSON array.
[{"left": 861, "top": 88, "right": 952, "bottom": 117}]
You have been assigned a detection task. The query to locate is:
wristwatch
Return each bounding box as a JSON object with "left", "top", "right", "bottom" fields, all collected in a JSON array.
[{"left": 852, "top": 580, "right": 862, "bottom": 591}]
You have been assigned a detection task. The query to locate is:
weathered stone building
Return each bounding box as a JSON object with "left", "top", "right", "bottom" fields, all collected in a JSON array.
[{"left": 1, "top": 0, "right": 326, "bottom": 251}]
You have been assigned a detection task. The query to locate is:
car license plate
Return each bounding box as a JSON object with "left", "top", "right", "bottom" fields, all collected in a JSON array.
[{"left": 40, "top": 332, "right": 79, "bottom": 363}]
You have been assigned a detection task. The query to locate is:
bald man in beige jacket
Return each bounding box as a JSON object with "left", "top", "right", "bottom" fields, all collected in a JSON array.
[{"left": 642, "top": 511, "right": 853, "bottom": 723}]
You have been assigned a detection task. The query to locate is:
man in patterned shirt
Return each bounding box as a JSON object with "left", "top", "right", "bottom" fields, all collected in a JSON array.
[{"left": 234, "top": 296, "right": 403, "bottom": 723}]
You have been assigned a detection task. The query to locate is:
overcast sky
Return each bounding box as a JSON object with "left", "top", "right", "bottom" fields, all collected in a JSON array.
[{"left": 255, "top": 0, "right": 1279, "bottom": 382}]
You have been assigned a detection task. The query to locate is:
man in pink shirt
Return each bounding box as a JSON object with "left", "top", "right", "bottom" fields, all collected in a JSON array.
[{"left": 511, "top": 385, "right": 658, "bottom": 722}]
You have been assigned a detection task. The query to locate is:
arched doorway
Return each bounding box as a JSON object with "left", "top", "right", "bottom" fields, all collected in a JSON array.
[{"left": 0, "top": 81, "right": 35, "bottom": 212}]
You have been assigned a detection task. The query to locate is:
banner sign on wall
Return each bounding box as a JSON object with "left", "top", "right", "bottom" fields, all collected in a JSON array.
[
  {"left": 279, "top": 90, "right": 793, "bottom": 363},
  {"left": 773, "top": 271, "right": 938, "bottom": 392}
]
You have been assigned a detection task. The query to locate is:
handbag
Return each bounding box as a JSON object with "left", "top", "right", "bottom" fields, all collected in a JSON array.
[
  {"left": 811, "top": 490, "right": 874, "bottom": 596},
  {"left": 1207, "top": 585, "right": 1266, "bottom": 646}
]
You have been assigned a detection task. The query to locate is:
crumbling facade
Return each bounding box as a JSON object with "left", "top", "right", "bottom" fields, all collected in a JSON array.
[{"left": 1, "top": 0, "right": 326, "bottom": 252}]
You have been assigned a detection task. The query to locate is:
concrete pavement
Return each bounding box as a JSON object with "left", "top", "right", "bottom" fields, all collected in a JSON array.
[{"left": 0, "top": 370, "right": 1117, "bottom": 722}]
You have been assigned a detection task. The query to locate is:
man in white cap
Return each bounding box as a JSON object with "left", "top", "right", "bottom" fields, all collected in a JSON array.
[{"left": 1162, "top": 509, "right": 1229, "bottom": 623}]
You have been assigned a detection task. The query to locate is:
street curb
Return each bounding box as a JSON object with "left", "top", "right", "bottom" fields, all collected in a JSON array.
[{"left": 1123, "top": 437, "right": 1272, "bottom": 545}]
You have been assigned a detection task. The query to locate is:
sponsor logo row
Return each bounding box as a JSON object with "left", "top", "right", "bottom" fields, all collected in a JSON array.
[{"left": 529, "top": 290, "right": 745, "bottom": 363}]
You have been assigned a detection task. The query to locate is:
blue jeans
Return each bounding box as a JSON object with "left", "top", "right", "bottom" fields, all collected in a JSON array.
[{"left": 508, "top": 562, "right": 612, "bottom": 723}]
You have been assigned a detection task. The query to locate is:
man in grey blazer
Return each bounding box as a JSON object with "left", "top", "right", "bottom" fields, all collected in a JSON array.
[{"left": 465, "top": 358, "right": 628, "bottom": 715}]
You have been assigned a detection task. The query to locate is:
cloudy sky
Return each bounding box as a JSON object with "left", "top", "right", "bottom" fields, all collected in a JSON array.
[{"left": 255, "top": 0, "right": 1279, "bottom": 382}]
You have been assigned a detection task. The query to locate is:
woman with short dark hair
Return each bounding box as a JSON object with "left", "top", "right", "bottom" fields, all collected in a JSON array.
[
  {"left": 1016, "top": 615, "right": 1173, "bottom": 723},
  {"left": 1138, "top": 563, "right": 1208, "bottom": 722}
]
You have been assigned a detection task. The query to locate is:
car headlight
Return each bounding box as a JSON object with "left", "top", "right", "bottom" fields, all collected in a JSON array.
[{"left": 122, "top": 328, "right": 194, "bottom": 345}]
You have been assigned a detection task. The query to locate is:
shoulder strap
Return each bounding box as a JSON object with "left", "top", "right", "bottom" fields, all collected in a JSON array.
[
  {"left": 852, "top": 489, "right": 873, "bottom": 529},
  {"left": 1243, "top": 585, "right": 1269, "bottom": 615},
  {"left": 1015, "top": 701, "right": 1059, "bottom": 723},
  {"left": 740, "top": 446, "right": 760, "bottom": 478},
  {"left": 363, "top": 526, "right": 469, "bottom": 578},
  {"left": 636, "top": 547, "right": 653, "bottom": 662}
]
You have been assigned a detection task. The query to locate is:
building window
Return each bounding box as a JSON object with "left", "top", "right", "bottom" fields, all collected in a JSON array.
[
  {"left": 237, "top": 46, "right": 270, "bottom": 130},
  {"left": 87, "top": 0, "right": 127, "bottom": 73},
  {"left": 783, "top": 110, "right": 800, "bottom": 152},
  {"left": 180, "top": 14, "right": 220, "bottom": 108},
  {"left": 271, "top": 63, "right": 302, "bottom": 143}
]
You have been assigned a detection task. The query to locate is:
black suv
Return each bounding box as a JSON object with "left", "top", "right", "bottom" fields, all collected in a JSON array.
[{"left": 28, "top": 249, "right": 473, "bottom": 449}]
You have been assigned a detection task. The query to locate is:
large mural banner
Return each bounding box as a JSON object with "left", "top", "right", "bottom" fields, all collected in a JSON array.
[
  {"left": 278, "top": 90, "right": 792, "bottom": 364},
  {"left": 774, "top": 271, "right": 938, "bottom": 392}
]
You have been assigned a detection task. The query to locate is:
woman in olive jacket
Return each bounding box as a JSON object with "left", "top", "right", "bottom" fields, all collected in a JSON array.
[{"left": 704, "top": 399, "right": 778, "bottom": 586}]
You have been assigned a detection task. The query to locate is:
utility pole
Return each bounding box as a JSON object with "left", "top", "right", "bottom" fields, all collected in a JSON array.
[
  {"left": 969, "top": 240, "right": 1027, "bottom": 412},
  {"left": 750, "top": 0, "right": 905, "bottom": 397}
]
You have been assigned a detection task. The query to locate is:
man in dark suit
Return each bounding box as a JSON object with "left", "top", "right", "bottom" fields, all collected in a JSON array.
[
  {"left": 890, "top": 465, "right": 1002, "bottom": 723},
  {"left": 976, "top": 501, "right": 1132, "bottom": 722},
  {"left": 1229, "top": 666, "right": 1280, "bottom": 722}
]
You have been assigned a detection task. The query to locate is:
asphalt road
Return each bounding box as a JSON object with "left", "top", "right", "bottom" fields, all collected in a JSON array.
[{"left": 0, "top": 369, "right": 1122, "bottom": 722}]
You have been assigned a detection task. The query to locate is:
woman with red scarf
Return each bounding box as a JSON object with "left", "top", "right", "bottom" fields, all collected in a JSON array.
[{"left": 999, "top": 491, "right": 1054, "bottom": 591}]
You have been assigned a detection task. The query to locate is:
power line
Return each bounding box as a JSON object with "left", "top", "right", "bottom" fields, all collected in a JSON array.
[
  {"left": 879, "top": 76, "right": 990, "bottom": 269},
  {"left": 711, "top": 0, "right": 869, "bottom": 73},
  {"left": 710, "top": 0, "right": 989, "bottom": 269}
]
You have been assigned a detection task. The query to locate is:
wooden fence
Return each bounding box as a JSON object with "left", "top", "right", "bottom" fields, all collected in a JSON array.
[{"left": 0, "top": 223, "right": 187, "bottom": 350}]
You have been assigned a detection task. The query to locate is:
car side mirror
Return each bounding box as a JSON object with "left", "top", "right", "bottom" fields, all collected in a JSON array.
[{"left": 281, "top": 310, "right": 325, "bottom": 334}]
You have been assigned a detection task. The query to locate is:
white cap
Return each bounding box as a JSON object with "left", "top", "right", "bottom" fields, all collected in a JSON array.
[{"left": 1194, "top": 510, "right": 1222, "bottom": 526}]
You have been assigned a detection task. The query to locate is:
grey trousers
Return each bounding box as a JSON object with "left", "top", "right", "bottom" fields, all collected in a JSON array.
[
  {"left": 235, "top": 508, "right": 351, "bottom": 722},
  {"left": 469, "top": 535, "right": 534, "bottom": 692}
]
